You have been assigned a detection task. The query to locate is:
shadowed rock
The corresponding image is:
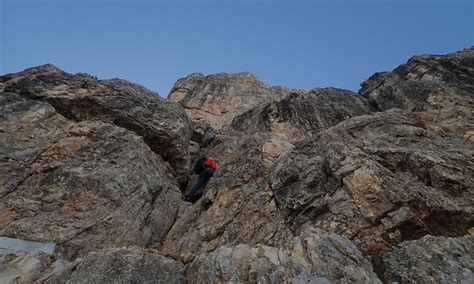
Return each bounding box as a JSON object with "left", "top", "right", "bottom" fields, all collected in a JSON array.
[
  {"left": 2, "top": 66, "right": 191, "bottom": 185},
  {"left": 0, "top": 93, "right": 182, "bottom": 259}
]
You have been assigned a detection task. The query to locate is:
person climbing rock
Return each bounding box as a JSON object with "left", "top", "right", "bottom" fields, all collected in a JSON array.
[{"left": 185, "top": 157, "right": 217, "bottom": 202}]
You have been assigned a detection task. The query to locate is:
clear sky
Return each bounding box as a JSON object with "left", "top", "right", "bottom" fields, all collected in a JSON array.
[{"left": 1, "top": 0, "right": 473, "bottom": 96}]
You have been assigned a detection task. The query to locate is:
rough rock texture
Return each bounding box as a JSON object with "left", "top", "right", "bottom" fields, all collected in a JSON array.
[
  {"left": 270, "top": 109, "right": 473, "bottom": 245},
  {"left": 0, "top": 251, "right": 54, "bottom": 283},
  {"left": 1, "top": 47, "right": 473, "bottom": 283},
  {"left": 161, "top": 87, "right": 371, "bottom": 260},
  {"left": 168, "top": 72, "right": 302, "bottom": 130},
  {"left": 360, "top": 47, "right": 474, "bottom": 139},
  {"left": 187, "top": 228, "right": 381, "bottom": 283},
  {"left": 0, "top": 247, "right": 186, "bottom": 284},
  {"left": 1, "top": 65, "right": 191, "bottom": 184},
  {"left": 67, "top": 247, "right": 186, "bottom": 283},
  {"left": 382, "top": 235, "right": 474, "bottom": 283},
  {"left": 0, "top": 92, "right": 182, "bottom": 260}
]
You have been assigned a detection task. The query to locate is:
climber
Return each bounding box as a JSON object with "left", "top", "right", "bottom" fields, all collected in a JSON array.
[{"left": 185, "top": 157, "right": 218, "bottom": 202}]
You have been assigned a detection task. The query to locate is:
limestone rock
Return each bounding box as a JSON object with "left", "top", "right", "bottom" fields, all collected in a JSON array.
[
  {"left": 2, "top": 66, "right": 191, "bottom": 184},
  {"left": 67, "top": 247, "right": 186, "bottom": 283},
  {"left": 168, "top": 72, "right": 299, "bottom": 130},
  {"left": 162, "top": 87, "right": 372, "bottom": 260},
  {"left": 0, "top": 92, "right": 182, "bottom": 259},
  {"left": 187, "top": 228, "right": 381, "bottom": 283},
  {"left": 360, "top": 47, "right": 474, "bottom": 138},
  {"left": 269, "top": 109, "right": 473, "bottom": 252},
  {"left": 382, "top": 235, "right": 474, "bottom": 283},
  {"left": 232, "top": 87, "right": 370, "bottom": 141},
  {"left": 0, "top": 247, "right": 186, "bottom": 284},
  {"left": 1, "top": 47, "right": 473, "bottom": 283},
  {"left": 0, "top": 251, "right": 53, "bottom": 284}
]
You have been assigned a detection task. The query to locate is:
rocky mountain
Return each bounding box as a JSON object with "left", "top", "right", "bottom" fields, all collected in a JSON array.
[{"left": 0, "top": 47, "right": 473, "bottom": 283}]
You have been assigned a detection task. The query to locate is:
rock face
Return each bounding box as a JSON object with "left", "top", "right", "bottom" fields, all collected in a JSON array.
[
  {"left": 1, "top": 47, "right": 473, "bottom": 283},
  {"left": 1, "top": 65, "right": 191, "bottom": 185},
  {"left": 67, "top": 247, "right": 186, "bottom": 284},
  {"left": 187, "top": 227, "right": 381, "bottom": 283},
  {"left": 382, "top": 235, "right": 474, "bottom": 283},
  {"left": 360, "top": 48, "right": 474, "bottom": 139},
  {"left": 168, "top": 72, "right": 302, "bottom": 131},
  {"left": 0, "top": 92, "right": 182, "bottom": 261}
]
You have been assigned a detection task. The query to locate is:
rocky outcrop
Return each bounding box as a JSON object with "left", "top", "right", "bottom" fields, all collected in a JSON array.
[
  {"left": 67, "top": 247, "right": 186, "bottom": 283},
  {"left": 360, "top": 47, "right": 474, "bottom": 139},
  {"left": 161, "top": 87, "right": 372, "bottom": 260},
  {"left": 382, "top": 235, "right": 474, "bottom": 283},
  {"left": 1, "top": 47, "right": 473, "bottom": 283},
  {"left": 0, "top": 251, "right": 54, "bottom": 283},
  {"left": 269, "top": 109, "right": 473, "bottom": 252},
  {"left": 168, "top": 72, "right": 302, "bottom": 130},
  {"left": 0, "top": 247, "right": 186, "bottom": 284},
  {"left": 2, "top": 65, "right": 191, "bottom": 184},
  {"left": 0, "top": 92, "right": 182, "bottom": 260},
  {"left": 187, "top": 228, "right": 381, "bottom": 283}
]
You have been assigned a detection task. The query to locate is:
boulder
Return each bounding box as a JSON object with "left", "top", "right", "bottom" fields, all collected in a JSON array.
[{"left": 382, "top": 235, "right": 474, "bottom": 283}]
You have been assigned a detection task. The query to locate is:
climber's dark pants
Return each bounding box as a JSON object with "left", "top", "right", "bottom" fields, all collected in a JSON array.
[{"left": 188, "top": 167, "right": 215, "bottom": 198}]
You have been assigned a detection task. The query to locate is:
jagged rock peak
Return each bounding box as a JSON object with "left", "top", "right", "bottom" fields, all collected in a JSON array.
[
  {"left": 171, "top": 71, "right": 266, "bottom": 91},
  {"left": 359, "top": 45, "right": 474, "bottom": 138},
  {"left": 23, "top": 63, "right": 63, "bottom": 73},
  {"left": 168, "top": 71, "right": 286, "bottom": 130}
]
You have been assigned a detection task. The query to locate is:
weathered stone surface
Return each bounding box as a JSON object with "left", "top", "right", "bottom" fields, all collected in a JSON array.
[
  {"left": 0, "top": 251, "right": 54, "bottom": 284},
  {"left": 382, "top": 235, "right": 474, "bottom": 283},
  {"left": 162, "top": 87, "right": 372, "bottom": 260},
  {"left": 0, "top": 247, "right": 186, "bottom": 284},
  {"left": 360, "top": 47, "right": 474, "bottom": 138},
  {"left": 187, "top": 228, "right": 381, "bottom": 283},
  {"left": 2, "top": 65, "right": 191, "bottom": 184},
  {"left": 269, "top": 109, "right": 473, "bottom": 252},
  {"left": 168, "top": 72, "right": 301, "bottom": 130},
  {"left": 1, "top": 47, "right": 473, "bottom": 282},
  {"left": 67, "top": 247, "right": 186, "bottom": 283},
  {"left": 0, "top": 92, "right": 182, "bottom": 259},
  {"left": 232, "top": 87, "right": 369, "bottom": 143}
]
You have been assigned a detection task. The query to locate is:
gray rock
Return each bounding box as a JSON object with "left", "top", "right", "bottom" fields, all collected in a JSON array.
[
  {"left": 232, "top": 87, "right": 370, "bottom": 140},
  {"left": 359, "top": 46, "right": 474, "bottom": 139},
  {"left": 0, "top": 247, "right": 186, "bottom": 284},
  {"left": 0, "top": 251, "right": 53, "bottom": 284},
  {"left": 382, "top": 235, "right": 474, "bottom": 283},
  {"left": 168, "top": 72, "right": 290, "bottom": 130},
  {"left": 0, "top": 92, "right": 182, "bottom": 259},
  {"left": 187, "top": 228, "right": 381, "bottom": 283},
  {"left": 269, "top": 109, "right": 473, "bottom": 252},
  {"left": 67, "top": 247, "right": 186, "bottom": 283},
  {"left": 161, "top": 87, "right": 372, "bottom": 260},
  {"left": 2, "top": 66, "right": 191, "bottom": 185}
]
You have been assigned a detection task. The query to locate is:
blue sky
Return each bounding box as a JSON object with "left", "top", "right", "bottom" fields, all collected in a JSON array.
[{"left": 1, "top": 0, "right": 473, "bottom": 96}]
